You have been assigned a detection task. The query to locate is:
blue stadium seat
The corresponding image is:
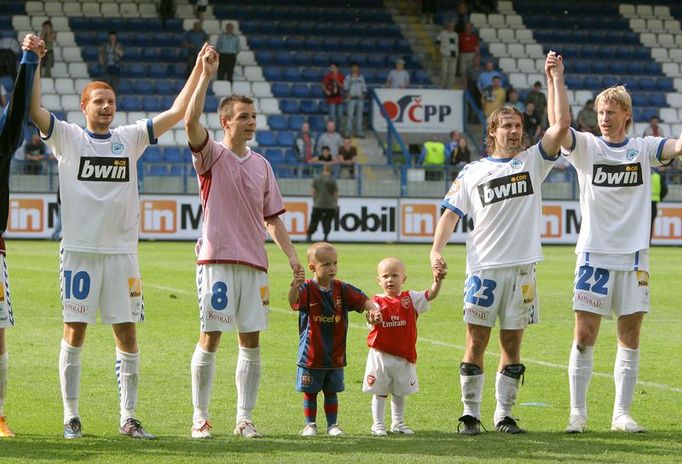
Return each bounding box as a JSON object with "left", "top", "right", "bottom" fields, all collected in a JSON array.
[
  {"left": 591, "top": 61, "right": 607, "bottom": 75},
  {"left": 118, "top": 96, "right": 140, "bottom": 111},
  {"left": 256, "top": 131, "right": 278, "bottom": 146},
  {"left": 204, "top": 97, "right": 219, "bottom": 113},
  {"left": 169, "top": 165, "right": 185, "bottom": 177},
  {"left": 309, "top": 116, "right": 326, "bottom": 132},
  {"left": 649, "top": 92, "right": 667, "bottom": 107},
  {"left": 257, "top": 51, "right": 276, "bottom": 66},
  {"left": 639, "top": 78, "right": 655, "bottom": 92},
  {"left": 134, "top": 79, "right": 155, "bottom": 93},
  {"left": 128, "top": 63, "right": 147, "bottom": 78},
  {"left": 275, "top": 52, "right": 294, "bottom": 66},
  {"left": 641, "top": 107, "right": 658, "bottom": 122},
  {"left": 291, "top": 83, "right": 310, "bottom": 98},
  {"left": 141, "top": 96, "right": 161, "bottom": 112},
  {"left": 277, "top": 131, "right": 296, "bottom": 146},
  {"left": 117, "top": 80, "right": 134, "bottom": 94},
  {"left": 149, "top": 64, "right": 169, "bottom": 79},
  {"left": 265, "top": 149, "right": 285, "bottom": 164},
  {"left": 656, "top": 78, "right": 674, "bottom": 92},
  {"left": 264, "top": 67, "right": 283, "bottom": 81},
  {"left": 148, "top": 165, "right": 169, "bottom": 176},
  {"left": 271, "top": 82, "right": 290, "bottom": 98},
  {"left": 583, "top": 75, "right": 601, "bottom": 91},
  {"left": 168, "top": 63, "right": 185, "bottom": 78},
  {"left": 156, "top": 80, "right": 175, "bottom": 95},
  {"left": 301, "top": 67, "right": 323, "bottom": 82},
  {"left": 631, "top": 92, "right": 648, "bottom": 108},
  {"left": 267, "top": 115, "right": 288, "bottom": 131},
  {"left": 283, "top": 67, "right": 302, "bottom": 81},
  {"left": 163, "top": 147, "right": 183, "bottom": 163},
  {"left": 142, "top": 47, "right": 162, "bottom": 62},
  {"left": 145, "top": 146, "right": 164, "bottom": 162},
  {"left": 289, "top": 115, "right": 305, "bottom": 131},
  {"left": 81, "top": 47, "right": 99, "bottom": 62},
  {"left": 280, "top": 99, "right": 299, "bottom": 114},
  {"left": 299, "top": 99, "right": 319, "bottom": 114},
  {"left": 601, "top": 76, "right": 618, "bottom": 89}
]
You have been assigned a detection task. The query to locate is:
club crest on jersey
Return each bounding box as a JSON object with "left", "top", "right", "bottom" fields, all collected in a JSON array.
[
  {"left": 477, "top": 171, "right": 533, "bottom": 206},
  {"left": 401, "top": 296, "right": 410, "bottom": 309},
  {"left": 301, "top": 373, "right": 312, "bottom": 387},
  {"left": 510, "top": 158, "right": 522, "bottom": 169},
  {"left": 626, "top": 149, "right": 638, "bottom": 161},
  {"left": 592, "top": 163, "right": 642, "bottom": 187},
  {"left": 334, "top": 298, "right": 342, "bottom": 311},
  {"left": 112, "top": 142, "right": 124, "bottom": 155},
  {"left": 78, "top": 157, "right": 130, "bottom": 182}
]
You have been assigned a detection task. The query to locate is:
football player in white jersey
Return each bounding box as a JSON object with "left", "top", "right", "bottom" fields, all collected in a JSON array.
[
  {"left": 430, "top": 52, "right": 570, "bottom": 435},
  {"left": 553, "top": 84, "right": 682, "bottom": 433},
  {"left": 29, "top": 42, "right": 211, "bottom": 439}
]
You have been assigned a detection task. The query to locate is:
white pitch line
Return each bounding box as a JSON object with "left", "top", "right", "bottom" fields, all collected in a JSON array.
[{"left": 146, "top": 283, "right": 682, "bottom": 393}]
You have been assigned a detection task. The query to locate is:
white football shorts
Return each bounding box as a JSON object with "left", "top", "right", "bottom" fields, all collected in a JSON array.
[
  {"left": 197, "top": 263, "right": 270, "bottom": 333},
  {"left": 362, "top": 348, "right": 419, "bottom": 397},
  {"left": 573, "top": 263, "right": 650, "bottom": 319},
  {"left": 0, "top": 254, "right": 14, "bottom": 329},
  {"left": 60, "top": 250, "right": 143, "bottom": 324},
  {"left": 462, "top": 263, "right": 539, "bottom": 330}
]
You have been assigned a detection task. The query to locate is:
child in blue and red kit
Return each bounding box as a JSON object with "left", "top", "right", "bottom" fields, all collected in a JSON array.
[{"left": 289, "top": 242, "right": 382, "bottom": 437}]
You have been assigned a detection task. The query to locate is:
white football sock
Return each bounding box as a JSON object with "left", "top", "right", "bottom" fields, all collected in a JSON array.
[
  {"left": 371, "top": 395, "right": 386, "bottom": 425},
  {"left": 59, "top": 340, "right": 82, "bottom": 423},
  {"left": 568, "top": 341, "right": 594, "bottom": 418},
  {"left": 191, "top": 344, "right": 216, "bottom": 423},
  {"left": 235, "top": 346, "right": 260, "bottom": 423},
  {"left": 391, "top": 395, "right": 406, "bottom": 425},
  {"left": 0, "top": 351, "right": 7, "bottom": 416},
  {"left": 613, "top": 345, "right": 640, "bottom": 421},
  {"left": 116, "top": 348, "right": 139, "bottom": 427},
  {"left": 494, "top": 372, "right": 520, "bottom": 425},
  {"left": 460, "top": 373, "right": 484, "bottom": 419}
]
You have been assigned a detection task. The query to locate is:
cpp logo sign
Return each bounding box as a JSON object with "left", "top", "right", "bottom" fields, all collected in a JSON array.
[{"left": 382, "top": 95, "right": 452, "bottom": 124}]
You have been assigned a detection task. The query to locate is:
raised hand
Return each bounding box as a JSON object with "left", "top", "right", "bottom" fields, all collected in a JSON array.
[
  {"left": 430, "top": 254, "right": 447, "bottom": 282},
  {"left": 291, "top": 263, "right": 306, "bottom": 288},
  {"left": 22, "top": 33, "right": 45, "bottom": 57},
  {"left": 201, "top": 46, "right": 219, "bottom": 77}
]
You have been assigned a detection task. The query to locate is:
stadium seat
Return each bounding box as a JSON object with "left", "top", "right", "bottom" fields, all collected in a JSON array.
[
  {"left": 279, "top": 99, "right": 299, "bottom": 114},
  {"left": 145, "top": 146, "right": 164, "bottom": 162},
  {"left": 256, "top": 131, "right": 277, "bottom": 146},
  {"left": 291, "top": 84, "right": 310, "bottom": 98},
  {"left": 163, "top": 147, "right": 183, "bottom": 163},
  {"left": 288, "top": 115, "right": 304, "bottom": 131},
  {"left": 277, "top": 131, "right": 295, "bottom": 146},
  {"left": 299, "top": 100, "right": 319, "bottom": 114},
  {"left": 267, "top": 115, "right": 288, "bottom": 131}
]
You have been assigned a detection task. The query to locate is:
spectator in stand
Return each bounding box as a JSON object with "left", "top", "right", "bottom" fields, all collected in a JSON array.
[
  {"left": 0, "top": 32, "right": 20, "bottom": 80},
  {"left": 644, "top": 115, "right": 665, "bottom": 137},
  {"left": 216, "top": 23, "right": 240, "bottom": 83},
  {"left": 310, "top": 146, "right": 335, "bottom": 166},
  {"left": 506, "top": 88, "right": 525, "bottom": 113},
  {"left": 337, "top": 137, "right": 357, "bottom": 179},
  {"left": 183, "top": 21, "right": 208, "bottom": 78},
  {"left": 523, "top": 101, "right": 541, "bottom": 144},
  {"left": 344, "top": 63, "right": 367, "bottom": 138},
  {"left": 23, "top": 132, "right": 49, "bottom": 175},
  {"left": 576, "top": 99, "right": 599, "bottom": 135},
  {"left": 419, "top": 140, "right": 446, "bottom": 181},
  {"left": 421, "top": 0, "right": 436, "bottom": 24},
  {"left": 159, "top": 0, "right": 175, "bottom": 29},
  {"left": 317, "top": 121, "right": 343, "bottom": 158},
  {"left": 194, "top": 0, "right": 208, "bottom": 20},
  {"left": 481, "top": 76, "right": 505, "bottom": 118},
  {"left": 466, "top": 55, "right": 482, "bottom": 117},
  {"left": 458, "top": 22, "right": 479, "bottom": 79},
  {"left": 454, "top": 2, "right": 470, "bottom": 32},
  {"left": 445, "top": 130, "right": 462, "bottom": 160},
  {"left": 322, "top": 63, "right": 344, "bottom": 128},
  {"left": 524, "top": 81, "right": 548, "bottom": 128},
  {"left": 436, "top": 21, "right": 458, "bottom": 89},
  {"left": 99, "top": 31, "right": 124, "bottom": 92},
  {"left": 386, "top": 59, "right": 410, "bottom": 89},
  {"left": 449, "top": 136, "right": 471, "bottom": 168},
  {"left": 295, "top": 122, "right": 317, "bottom": 163},
  {"left": 40, "top": 20, "right": 56, "bottom": 78},
  {"left": 476, "top": 60, "right": 502, "bottom": 98}
]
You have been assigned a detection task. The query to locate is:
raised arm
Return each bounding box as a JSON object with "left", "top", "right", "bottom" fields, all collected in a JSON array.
[
  {"left": 1, "top": 34, "right": 41, "bottom": 156},
  {"left": 430, "top": 208, "right": 458, "bottom": 282},
  {"left": 185, "top": 45, "right": 217, "bottom": 148},
  {"left": 28, "top": 35, "right": 51, "bottom": 136},
  {"left": 539, "top": 52, "right": 571, "bottom": 156},
  {"left": 152, "top": 42, "right": 209, "bottom": 140},
  {"left": 660, "top": 129, "right": 682, "bottom": 161}
]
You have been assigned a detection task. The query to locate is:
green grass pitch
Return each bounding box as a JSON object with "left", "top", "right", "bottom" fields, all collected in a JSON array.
[{"left": 1, "top": 240, "right": 682, "bottom": 463}]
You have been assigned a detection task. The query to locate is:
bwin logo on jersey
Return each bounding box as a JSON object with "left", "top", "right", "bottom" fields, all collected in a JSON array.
[
  {"left": 592, "top": 163, "right": 643, "bottom": 187},
  {"left": 78, "top": 157, "right": 130, "bottom": 182},
  {"left": 478, "top": 171, "right": 534, "bottom": 206}
]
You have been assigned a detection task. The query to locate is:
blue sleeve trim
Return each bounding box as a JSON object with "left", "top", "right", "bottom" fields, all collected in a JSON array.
[
  {"left": 655, "top": 138, "right": 671, "bottom": 165},
  {"left": 538, "top": 141, "right": 559, "bottom": 161},
  {"left": 146, "top": 119, "right": 157, "bottom": 145},
  {"left": 441, "top": 201, "right": 464, "bottom": 218},
  {"left": 20, "top": 51, "right": 38, "bottom": 65},
  {"left": 41, "top": 113, "right": 55, "bottom": 140}
]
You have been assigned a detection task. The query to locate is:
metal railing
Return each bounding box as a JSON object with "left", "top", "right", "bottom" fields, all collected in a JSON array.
[{"left": 369, "top": 88, "right": 410, "bottom": 165}]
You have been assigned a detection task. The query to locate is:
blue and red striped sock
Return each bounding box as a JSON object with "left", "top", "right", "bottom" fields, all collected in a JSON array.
[
  {"left": 303, "top": 392, "right": 317, "bottom": 424},
  {"left": 323, "top": 391, "right": 338, "bottom": 427}
]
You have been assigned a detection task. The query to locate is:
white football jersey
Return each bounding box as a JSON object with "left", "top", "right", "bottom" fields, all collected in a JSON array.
[
  {"left": 442, "top": 143, "right": 556, "bottom": 272},
  {"left": 564, "top": 129, "right": 666, "bottom": 257},
  {"left": 43, "top": 115, "right": 153, "bottom": 254}
]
